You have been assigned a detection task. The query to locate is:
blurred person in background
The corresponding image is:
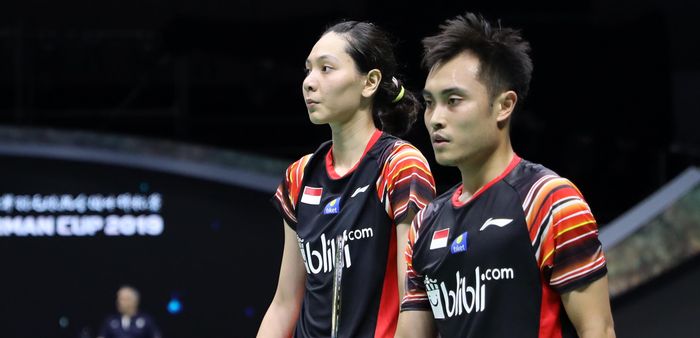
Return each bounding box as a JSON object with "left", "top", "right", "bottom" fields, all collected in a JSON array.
[{"left": 97, "top": 285, "right": 162, "bottom": 338}]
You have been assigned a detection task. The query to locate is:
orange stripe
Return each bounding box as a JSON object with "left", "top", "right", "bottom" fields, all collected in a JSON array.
[
  {"left": 526, "top": 178, "right": 561, "bottom": 234},
  {"left": 287, "top": 154, "right": 312, "bottom": 208},
  {"left": 379, "top": 144, "right": 434, "bottom": 198},
  {"left": 525, "top": 177, "right": 574, "bottom": 226},
  {"left": 528, "top": 192, "right": 554, "bottom": 241},
  {"left": 377, "top": 144, "right": 434, "bottom": 220}
]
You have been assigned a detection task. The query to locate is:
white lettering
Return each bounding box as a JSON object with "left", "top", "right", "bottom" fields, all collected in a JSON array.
[
  {"left": 1, "top": 193, "right": 163, "bottom": 214},
  {"left": 0, "top": 214, "right": 161, "bottom": 237},
  {"left": 426, "top": 266, "right": 515, "bottom": 319},
  {"left": 297, "top": 227, "right": 375, "bottom": 275}
]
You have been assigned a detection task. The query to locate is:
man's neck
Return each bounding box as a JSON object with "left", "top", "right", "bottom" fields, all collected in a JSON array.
[{"left": 457, "top": 144, "right": 515, "bottom": 202}]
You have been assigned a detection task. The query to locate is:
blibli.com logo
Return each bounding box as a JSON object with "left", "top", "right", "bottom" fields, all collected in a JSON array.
[
  {"left": 425, "top": 267, "right": 515, "bottom": 319},
  {"left": 323, "top": 197, "right": 341, "bottom": 215},
  {"left": 297, "top": 227, "right": 374, "bottom": 274}
]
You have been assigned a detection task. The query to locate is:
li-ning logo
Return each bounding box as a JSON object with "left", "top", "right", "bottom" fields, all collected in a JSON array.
[
  {"left": 323, "top": 197, "right": 341, "bottom": 215},
  {"left": 478, "top": 218, "right": 513, "bottom": 231},
  {"left": 351, "top": 185, "right": 370, "bottom": 198},
  {"left": 425, "top": 267, "right": 516, "bottom": 319},
  {"left": 297, "top": 227, "right": 375, "bottom": 274}
]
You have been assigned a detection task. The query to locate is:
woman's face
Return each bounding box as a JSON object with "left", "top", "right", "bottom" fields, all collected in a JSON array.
[{"left": 302, "top": 32, "right": 367, "bottom": 125}]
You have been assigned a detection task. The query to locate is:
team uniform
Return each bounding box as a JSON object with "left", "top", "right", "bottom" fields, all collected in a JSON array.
[
  {"left": 97, "top": 313, "right": 161, "bottom": 338},
  {"left": 273, "top": 130, "right": 435, "bottom": 338},
  {"left": 401, "top": 155, "right": 607, "bottom": 338}
]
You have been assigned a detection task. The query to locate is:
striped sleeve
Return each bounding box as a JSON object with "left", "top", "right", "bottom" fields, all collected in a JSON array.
[
  {"left": 377, "top": 141, "right": 436, "bottom": 223},
  {"left": 524, "top": 176, "right": 607, "bottom": 293},
  {"left": 400, "top": 208, "right": 431, "bottom": 311},
  {"left": 271, "top": 154, "right": 312, "bottom": 229}
]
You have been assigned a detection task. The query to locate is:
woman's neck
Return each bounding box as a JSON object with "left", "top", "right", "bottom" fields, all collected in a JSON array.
[{"left": 329, "top": 109, "right": 376, "bottom": 175}]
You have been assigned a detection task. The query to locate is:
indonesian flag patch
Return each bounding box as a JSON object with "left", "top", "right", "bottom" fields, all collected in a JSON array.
[
  {"left": 430, "top": 228, "right": 450, "bottom": 250},
  {"left": 300, "top": 186, "right": 323, "bottom": 205}
]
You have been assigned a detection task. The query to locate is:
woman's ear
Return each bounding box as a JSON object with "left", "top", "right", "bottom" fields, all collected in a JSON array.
[{"left": 362, "top": 69, "right": 382, "bottom": 98}]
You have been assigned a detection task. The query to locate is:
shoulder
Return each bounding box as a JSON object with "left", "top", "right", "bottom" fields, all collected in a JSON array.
[
  {"left": 387, "top": 140, "right": 429, "bottom": 161},
  {"left": 428, "top": 185, "right": 458, "bottom": 212},
  {"left": 286, "top": 153, "right": 314, "bottom": 174},
  {"left": 504, "top": 158, "right": 581, "bottom": 201},
  {"left": 281, "top": 153, "right": 314, "bottom": 190},
  {"left": 412, "top": 184, "right": 458, "bottom": 234},
  {"left": 380, "top": 139, "right": 432, "bottom": 176}
]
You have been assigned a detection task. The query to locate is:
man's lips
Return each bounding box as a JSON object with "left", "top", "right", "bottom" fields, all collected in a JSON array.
[{"left": 431, "top": 133, "right": 449, "bottom": 144}]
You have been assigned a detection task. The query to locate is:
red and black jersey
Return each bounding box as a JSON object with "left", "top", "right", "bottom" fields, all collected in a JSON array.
[
  {"left": 402, "top": 155, "right": 607, "bottom": 338},
  {"left": 273, "top": 130, "right": 435, "bottom": 338}
]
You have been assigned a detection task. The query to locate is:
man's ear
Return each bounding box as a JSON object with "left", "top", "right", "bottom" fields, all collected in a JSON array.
[
  {"left": 362, "top": 69, "right": 382, "bottom": 98},
  {"left": 493, "top": 90, "right": 517, "bottom": 124}
]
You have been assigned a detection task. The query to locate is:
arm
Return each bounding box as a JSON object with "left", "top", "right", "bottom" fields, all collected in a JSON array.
[
  {"left": 396, "top": 209, "right": 437, "bottom": 338},
  {"left": 257, "top": 222, "right": 306, "bottom": 338},
  {"left": 395, "top": 210, "right": 414, "bottom": 300},
  {"left": 395, "top": 311, "right": 436, "bottom": 338},
  {"left": 561, "top": 276, "right": 616, "bottom": 338},
  {"left": 538, "top": 179, "right": 614, "bottom": 337},
  {"left": 382, "top": 144, "right": 435, "bottom": 300}
]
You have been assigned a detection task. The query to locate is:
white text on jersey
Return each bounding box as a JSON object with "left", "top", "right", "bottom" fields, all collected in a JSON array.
[
  {"left": 297, "top": 227, "right": 375, "bottom": 274},
  {"left": 426, "top": 266, "right": 516, "bottom": 319}
]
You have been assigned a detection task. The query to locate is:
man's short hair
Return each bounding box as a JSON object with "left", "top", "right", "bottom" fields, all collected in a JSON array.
[{"left": 422, "top": 12, "right": 533, "bottom": 102}]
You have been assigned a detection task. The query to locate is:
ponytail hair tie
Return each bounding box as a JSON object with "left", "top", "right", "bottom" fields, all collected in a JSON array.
[
  {"left": 392, "top": 85, "right": 405, "bottom": 103},
  {"left": 391, "top": 76, "right": 405, "bottom": 103}
]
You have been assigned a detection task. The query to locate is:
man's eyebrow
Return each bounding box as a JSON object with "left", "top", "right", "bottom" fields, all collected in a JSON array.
[{"left": 422, "top": 87, "right": 467, "bottom": 97}]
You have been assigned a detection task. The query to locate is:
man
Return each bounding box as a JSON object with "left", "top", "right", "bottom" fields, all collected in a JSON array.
[
  {"left": 396, "top": 12, "right": 616, "bottom": 338},
  {"left": 98, "top": 286, "right": 162, "bottom": 338}
]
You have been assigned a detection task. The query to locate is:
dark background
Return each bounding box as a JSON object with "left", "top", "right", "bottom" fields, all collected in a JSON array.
[
  {"left": 0, "top": 0, "right": 699, "bottom": 337},
  {"left": 0, "top": 156, "right": 281, "bottom": 338},
  {"left": 1, "top": 0, "right": 698, "bottom": 223}
]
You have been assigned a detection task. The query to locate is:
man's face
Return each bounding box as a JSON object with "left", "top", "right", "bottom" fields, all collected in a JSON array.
[
  {"left": 423, "top": 51, "right": 501, "bottom": 168},
  {"left": 116, "top": 288, "right": 139, "bottom": 316}
]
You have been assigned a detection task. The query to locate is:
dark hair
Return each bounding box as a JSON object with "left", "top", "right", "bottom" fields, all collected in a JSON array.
[
  {"left": 324, "top": 21, "right": 420, "bottom": 136},
  {"left": 422, "top": 12, "right": 533, "bottom": 102}
]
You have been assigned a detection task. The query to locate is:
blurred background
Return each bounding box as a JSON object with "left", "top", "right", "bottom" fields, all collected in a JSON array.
[{"left": 0, "top": 0, "right": 698, "bottom": 337}]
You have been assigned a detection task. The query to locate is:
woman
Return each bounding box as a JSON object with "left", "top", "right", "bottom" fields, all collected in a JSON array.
[{"left": 257, "top": 21, "right": 435, "bottom": 338}]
